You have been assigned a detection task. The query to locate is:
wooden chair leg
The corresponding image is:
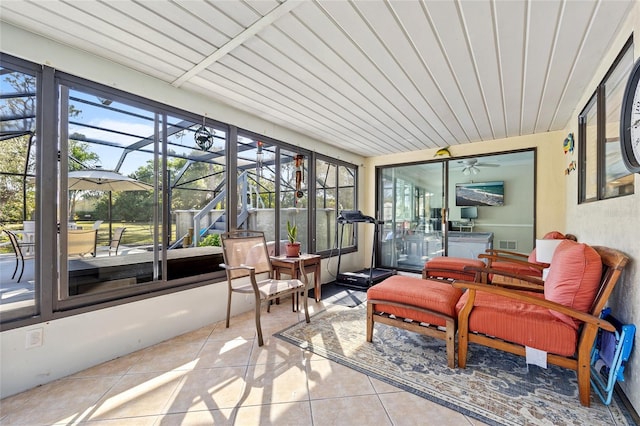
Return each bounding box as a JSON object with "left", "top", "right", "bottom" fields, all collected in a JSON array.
[
  {"left": 446, "top": 318, "right": 456, "bottom": 369},
  {"left": 577, "top": 329, "right": 596, "bottom": 407},
  {"left": 577, "top": 361, "right": 591, "bottom": 407},
  {"left": 366, "top": 302, "right": 374, "bottom": 342},
  {"left": 457, "top": 318, "right": 469, "bottom": 368}
]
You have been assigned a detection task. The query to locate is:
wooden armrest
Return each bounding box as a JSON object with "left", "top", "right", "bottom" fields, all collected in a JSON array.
[
  {"left": 452, "top": 281, "right": 615, "bottom": 332},
  {"left": 483, "top": 249, "right": 530, "bottom": 259},
  {"left": 478, "top": 253, "right": 547, "bottom": 271},
  {"left": 463, "top": 265, "right": 544, "bottom": 290}
]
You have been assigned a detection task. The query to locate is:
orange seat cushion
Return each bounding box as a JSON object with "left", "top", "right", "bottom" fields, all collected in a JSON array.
[
  {"left": 368, "top": 275, "right": 463, "bottom": 327},
  {"left": 456, "top": 291, "right": 578, "bottom": 356},
  {"left": 544, "top": 240, "right": 602, "bottom": 327},
  {"left": 424, "top": 257, "right": 485, "bottom": 281}
]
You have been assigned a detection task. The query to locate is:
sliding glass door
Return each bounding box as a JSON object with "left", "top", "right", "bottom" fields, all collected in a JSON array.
[
  {"left": 378, "top": 150, "right": 535, "bottom": 273},
  {"left": 379, "top": 162, "right": 445, "bottom": 269}
]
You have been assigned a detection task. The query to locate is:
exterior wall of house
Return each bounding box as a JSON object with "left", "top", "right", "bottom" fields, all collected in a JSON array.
[{"left": 563, "top": 4, "right": 640, "bottom": 414}]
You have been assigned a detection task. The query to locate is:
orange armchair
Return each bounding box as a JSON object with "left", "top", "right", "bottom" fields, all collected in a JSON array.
[
  {"left": 478, "top": 231, "right": 569, "bottom": 280},
  {"left": 454, "top": 241, "right": 629, "bottom": 407}
]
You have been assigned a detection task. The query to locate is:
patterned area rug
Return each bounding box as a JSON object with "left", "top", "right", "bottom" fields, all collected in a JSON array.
[{"left": 275, "top": 305, "right": 635, "bottom": 426}]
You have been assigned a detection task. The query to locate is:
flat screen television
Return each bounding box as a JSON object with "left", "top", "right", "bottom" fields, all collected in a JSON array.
[
  {"left": 460, "top": 206, "right": 478, "bottom": 219},
  {"left": 455, "top": 181, "right": 504, "bottom": 206}
]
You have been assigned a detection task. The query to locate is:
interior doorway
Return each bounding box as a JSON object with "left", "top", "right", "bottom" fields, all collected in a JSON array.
[{"left": 377, "top": 150, "right": 535, "bottom": 273}]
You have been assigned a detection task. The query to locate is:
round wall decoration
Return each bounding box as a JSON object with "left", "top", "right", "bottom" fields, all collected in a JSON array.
[{"left": 620, "top": 58, "right": 640, "bottom": 174}]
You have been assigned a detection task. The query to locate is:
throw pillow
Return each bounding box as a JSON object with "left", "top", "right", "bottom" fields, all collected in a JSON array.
[
  {"left": 543, "top": 240, "right": 602, "bottom": 327},
  {"left": 528, "top": 231, "right": 566, "bottom": 264}
]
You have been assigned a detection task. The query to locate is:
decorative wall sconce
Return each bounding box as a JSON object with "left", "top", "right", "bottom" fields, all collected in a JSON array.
[{"left": 194, "top": 116, "right": 215, "bottom": 151}]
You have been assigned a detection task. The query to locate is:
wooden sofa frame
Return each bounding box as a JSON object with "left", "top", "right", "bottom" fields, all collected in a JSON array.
[{"left": 453, "top": 245, "right": 629, "bottom": 407}]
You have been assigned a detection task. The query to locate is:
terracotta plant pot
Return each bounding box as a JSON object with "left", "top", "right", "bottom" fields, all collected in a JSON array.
[{"left": 285, "top": 242, "right": 301, "bottom": 257}]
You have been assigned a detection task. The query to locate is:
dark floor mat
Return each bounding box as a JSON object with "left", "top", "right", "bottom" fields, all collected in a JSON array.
[{"left": 310, "top": 282, "right": 367, "bottom": 308}]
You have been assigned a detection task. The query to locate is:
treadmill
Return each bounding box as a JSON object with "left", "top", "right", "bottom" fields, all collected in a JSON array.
[{"left": 335, "top": 210, "right": 395, "bottom": 289}]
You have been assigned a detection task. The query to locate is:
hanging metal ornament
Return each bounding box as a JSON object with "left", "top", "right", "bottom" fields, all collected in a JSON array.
[
  {"left": 295, "top": 154, "right": 304, "bottom": 199},
  {"left": 194, "top": 116, "right": 215, "bottom": 151},
  {"left": 256, "top": 141, "right": 264, "bottom": 178}
]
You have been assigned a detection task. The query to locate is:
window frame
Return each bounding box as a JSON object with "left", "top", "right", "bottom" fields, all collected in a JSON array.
[
  {"left": 313, "top": 154, "right": 358, "bottom": 256},
  {"left": 578, "top": 36, "right": 635, "bottom": 203},
  {"left": 0, "top": 54, "right": 43, "bottom": 324},
  {"left": 0, "top": 52, "right": 358, "bottom": 331}
]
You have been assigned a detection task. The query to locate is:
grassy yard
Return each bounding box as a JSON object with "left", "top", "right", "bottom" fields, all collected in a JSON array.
[{"left": 76, "top": 221, "right": 176, "bottom": 247}]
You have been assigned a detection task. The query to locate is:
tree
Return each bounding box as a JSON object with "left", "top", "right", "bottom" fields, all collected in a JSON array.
[
  {"left": 67, "top": 138, "right": 100, "bottom": 220},
  {"left": 0, "top": 70, "right": 36, "bottom": 223}
]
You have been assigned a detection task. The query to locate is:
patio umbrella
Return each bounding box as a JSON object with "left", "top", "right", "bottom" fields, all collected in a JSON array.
[
  {"left": 68, "top": 169, "right": 153, "bottom": 238},
  {"left": 68, "top": 169, "right": 153, "bottom": 192}
]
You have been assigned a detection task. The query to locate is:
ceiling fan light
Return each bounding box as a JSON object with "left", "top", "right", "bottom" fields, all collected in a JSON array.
[
  {"left": 471, "top": 167, "right": 479, "bottom": 175},
  {"left": 462, "top": 167, "right": 470, "bottom": 175}
]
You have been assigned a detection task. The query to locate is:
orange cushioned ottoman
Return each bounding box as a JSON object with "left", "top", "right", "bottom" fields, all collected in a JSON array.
[
  {"left": 366, "top": 275, "right": 464, "bottom": 368},
  {"left": 423, "top": 257, "right": 485, "bottom": 281}
]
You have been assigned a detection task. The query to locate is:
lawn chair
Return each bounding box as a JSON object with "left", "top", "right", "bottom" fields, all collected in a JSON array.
[
  {"left": 220, "top": 230, "right": 310, "bottom": 346},
  {"left": 68, "top": 229, "right": 97, "bottom": 257},
  {"left": 108, "top": 227, "right": 126, "bottom": 255},
  {"left": 590, "top": 307, "right": 636, "bottom": 405},
  {"left": 4, "top": 229, "right": 35, "bottom": 283}
]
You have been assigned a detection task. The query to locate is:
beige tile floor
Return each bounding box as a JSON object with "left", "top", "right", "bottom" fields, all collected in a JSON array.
[{"left": 0, "top": 295, "right": 486, "bottom": 425}]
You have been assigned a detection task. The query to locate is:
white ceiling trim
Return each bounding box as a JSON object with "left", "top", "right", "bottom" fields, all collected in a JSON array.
[
  {"left": 0, "top": 0, "right": 634, "bottom": 157},
  {"left": 171, "top": 0, "right": 305, "bottom": 88}
]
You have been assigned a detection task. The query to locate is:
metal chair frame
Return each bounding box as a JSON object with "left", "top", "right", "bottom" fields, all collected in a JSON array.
[{"left": 220, "top": 229, "right": 310, "bottom": 346}]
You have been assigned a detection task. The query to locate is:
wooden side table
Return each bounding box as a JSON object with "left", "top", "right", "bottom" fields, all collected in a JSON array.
[{"left": 271, "top": 254, "right": 322, "bottom": 302}]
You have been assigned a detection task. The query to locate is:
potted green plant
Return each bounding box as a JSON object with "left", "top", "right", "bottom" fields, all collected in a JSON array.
[{"left": 285, "top": 220, "right": 301, "bottom": 257}]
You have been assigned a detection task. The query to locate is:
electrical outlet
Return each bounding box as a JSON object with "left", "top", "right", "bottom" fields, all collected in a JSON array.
[{"left": 25, "top": 328, "right": 43, "bottom": 349}]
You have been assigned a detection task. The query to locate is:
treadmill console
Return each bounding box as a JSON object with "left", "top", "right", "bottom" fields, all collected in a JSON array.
[{"left": 338, "top": 210, "right": 381, "bottom": 224}]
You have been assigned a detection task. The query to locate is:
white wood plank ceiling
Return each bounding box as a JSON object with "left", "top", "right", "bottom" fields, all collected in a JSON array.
[{"left": 0, "top": 0, "right": 634, "bottom": 157}]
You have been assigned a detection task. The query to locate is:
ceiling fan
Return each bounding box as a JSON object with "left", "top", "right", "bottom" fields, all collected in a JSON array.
[{"left": 456, "top": 159, "right": 499, "bottom": 175}]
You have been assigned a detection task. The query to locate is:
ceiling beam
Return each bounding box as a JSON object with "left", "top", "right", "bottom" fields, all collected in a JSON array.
[{"left": 171, "top": 0, "right": 306, "bottom": 88}]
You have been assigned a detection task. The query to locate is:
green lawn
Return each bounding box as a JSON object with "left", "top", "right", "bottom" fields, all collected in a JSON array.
[{"left": 76, "top": 221, "right": 176, "bottom": 246}]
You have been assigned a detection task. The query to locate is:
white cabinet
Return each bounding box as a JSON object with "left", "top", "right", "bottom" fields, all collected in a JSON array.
[{"left": 447, "top": 232, "right": 493, "bottom": 260}]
